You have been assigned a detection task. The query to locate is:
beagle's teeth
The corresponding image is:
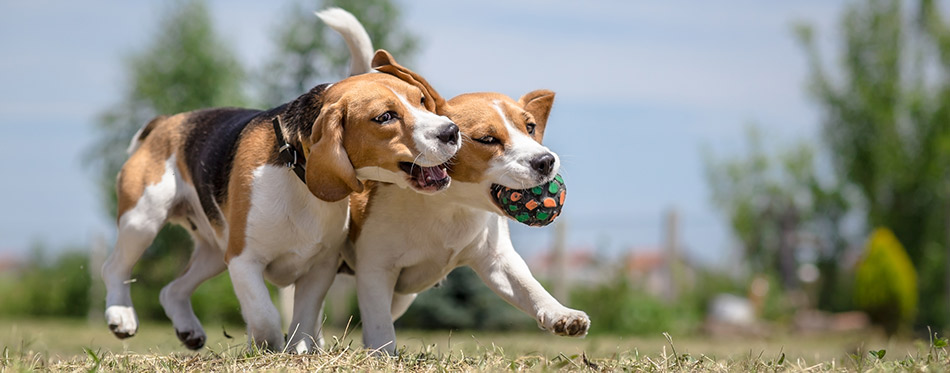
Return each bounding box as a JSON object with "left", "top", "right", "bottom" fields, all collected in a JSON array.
[
  {"left": 415, "top": 166, "right": 449, "bottom": 189},
  {"left": 399, "top": 162, "right": 450, "bottom": 191},
  {"left": 422, "top": 165, "right": 448, "bottom": 183}
]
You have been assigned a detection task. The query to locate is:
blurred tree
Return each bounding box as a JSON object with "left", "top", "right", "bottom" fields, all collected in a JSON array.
[
  {"left": 83, "top": 0, "right": 248, "bottom": 322},
  {"left": 255, "top": 0, "right": 419, "bottom": 107},
  {"left": 86, "top": 0, "right": 247, "bottom": 217},
  {"left": 797, "top": 0, "right": 950, "bottom": 329},
  {"left": 705, "top": 126, "right": 850, "bottom": 303}
]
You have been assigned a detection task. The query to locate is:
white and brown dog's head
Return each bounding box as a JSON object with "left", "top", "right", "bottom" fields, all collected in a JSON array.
[
  {"left": 294, "top": 50, "right": 460, "bottom": 201},
  {"left": 444, "top": 90, "right": 559, "bottom": 194}
]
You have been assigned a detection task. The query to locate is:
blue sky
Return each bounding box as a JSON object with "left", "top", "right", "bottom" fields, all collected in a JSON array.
[{"left": 0, "top": 1, "right": 845, "bottom": 266}]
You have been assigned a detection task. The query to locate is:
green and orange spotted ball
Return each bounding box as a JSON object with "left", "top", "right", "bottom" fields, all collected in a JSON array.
[{"left": 490, "top": 174, "right": 566, "bottom": 227}]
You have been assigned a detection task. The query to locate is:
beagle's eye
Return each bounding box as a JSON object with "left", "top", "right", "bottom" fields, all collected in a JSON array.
[
  {"left": 474, "top": 135, "right": 499, "bottom": 145},
  {"left": 526, "top": 123, "right": 536, "bottom": 135},
  {"left": 373, "top": 111, "right": 398, "bottom": 124},
  {"left": 420, "top": 96, "right": 426, "bottom": 106}
]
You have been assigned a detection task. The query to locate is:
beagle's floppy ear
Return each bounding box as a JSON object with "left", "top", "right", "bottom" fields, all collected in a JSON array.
[
  {"left": 306, "top": 101, "right": 364, "bottom": 202},
  {"left": 518, "top": 89, "right": 556, "bottom": 140},
  {"left": 372, "top": 49, "right": 448, "bottom": 115}
]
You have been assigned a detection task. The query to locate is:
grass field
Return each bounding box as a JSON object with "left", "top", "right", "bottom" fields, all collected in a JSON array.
[{"left": 1, "top": 318, "right": 947, "bottom": 371}]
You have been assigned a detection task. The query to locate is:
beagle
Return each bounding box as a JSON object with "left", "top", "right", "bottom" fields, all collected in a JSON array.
[
  {"left": 319, "top": 8, "right": 590, "bottom": 355},
  {"left": 100, "top": 50, "right": 460, "bottom": 352}
]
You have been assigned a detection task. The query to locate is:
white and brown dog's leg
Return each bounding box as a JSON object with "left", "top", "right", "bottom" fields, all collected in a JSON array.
[
  {"left": 286, "top": 256, "right": 338, "bottom": 354},
  {"left": 102, "top": 161, "right": 178, "bottom": 339},
  {"left": 228, "top": 254, "right": 285, "bottom": 351},
  {"left": 102, "top": 221, "right": 161, "bottom": 338},
  {"left": 159, "top": 238, "right": 225, "bottom": 350},
  {"left": 390, "top": 293, "right": 417, "bottom": 321},
  {"left": 469, "top": 218, "right": 590, "bottom": 337},
  {"left": 356, "top": 264, "right": 399, "bottom": 355}
]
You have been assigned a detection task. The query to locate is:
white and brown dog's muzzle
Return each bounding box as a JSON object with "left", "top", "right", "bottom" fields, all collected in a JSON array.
[{"left": 398, "top": 98, "right": 460, "bottom": 193}]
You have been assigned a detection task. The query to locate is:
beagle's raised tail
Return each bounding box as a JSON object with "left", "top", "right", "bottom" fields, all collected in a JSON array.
[{"left": 316, "top": 7, "right": 374, "bottom": 76}]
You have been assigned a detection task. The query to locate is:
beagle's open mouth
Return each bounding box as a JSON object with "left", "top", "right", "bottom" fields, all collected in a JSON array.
[{"left": 399, "top": 162, "right": 451, "bottom": 193}]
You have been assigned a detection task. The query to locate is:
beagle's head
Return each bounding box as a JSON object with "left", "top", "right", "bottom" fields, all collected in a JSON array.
[
  {"left": 445, "top": 89, "right": 559, "bottom": 192},
  {"left": 300, "top": 51, "right": 461, "bottom": 202}
]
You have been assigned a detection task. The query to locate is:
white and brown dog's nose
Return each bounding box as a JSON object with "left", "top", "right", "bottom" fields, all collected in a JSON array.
[
  {"left": 530, "top": 153, "right": 556, "bottom": 177},
  {"left": 413, "top": 115, "right": 461, "bottom": 167},
  {"left": 436, "top": 122, "right": 460, "bottom": 145}
]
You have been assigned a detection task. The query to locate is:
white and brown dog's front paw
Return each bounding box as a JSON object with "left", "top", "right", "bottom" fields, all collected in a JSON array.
[
  {"left": 287, "top": 332, "right": 325, "bottom": 354},
  {"left": 105, "top": 305, "right": 139, "bottom": 338},
  {"left": 537, "top": 308, "right": 590, "bottom": 337}
]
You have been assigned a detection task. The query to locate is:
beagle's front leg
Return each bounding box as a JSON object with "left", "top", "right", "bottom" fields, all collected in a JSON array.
[
  {"left": 468, "top": 218, "right": 589, "bottom": 337},
  {"left": 286, "top": 255, "right": 339, "bottom": 354},
  {"left": 355, "top": 260, "right": 399, "bottom": 355}
]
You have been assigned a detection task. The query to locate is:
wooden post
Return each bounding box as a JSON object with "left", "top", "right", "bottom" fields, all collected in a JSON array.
[{"left": 664, "top": 208, "right": 681, "bottom": 302}]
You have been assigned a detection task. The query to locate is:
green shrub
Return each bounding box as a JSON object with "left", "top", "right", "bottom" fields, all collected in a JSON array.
[
  {"left": 0, "top": 249, "right": 91, "bottom": 317},
  {"left": 190, "top": 273, "right": 246, "bottom": 325},
  {"left": 854, "top": 227, "right": 918, "bottom": 335},
  {"left": 397, "top": 267, "right": 533, "bottom": 330},
  {"left": 570, "top": 275, "right": 704, "bottom": 335},
  {"left": 0, "top": 240, "right": 247, "bottom": 326}
]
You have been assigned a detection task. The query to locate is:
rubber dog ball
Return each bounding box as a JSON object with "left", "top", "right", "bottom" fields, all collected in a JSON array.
[{"left": 490, "top": 174, "right": 566, "bottom": 227}]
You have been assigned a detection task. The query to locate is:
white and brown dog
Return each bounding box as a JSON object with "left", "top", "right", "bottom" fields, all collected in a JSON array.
[
  {"left": 319, "top": 8, "right": 590, "bottom": 355},
  {"left": 101, "top": 50, "right": 460, "bottom": 352}
]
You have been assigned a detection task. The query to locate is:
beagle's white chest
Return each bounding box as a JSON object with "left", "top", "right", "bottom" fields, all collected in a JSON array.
[{"left": 245, "top": 165, "right": 349, "bottom": 286}]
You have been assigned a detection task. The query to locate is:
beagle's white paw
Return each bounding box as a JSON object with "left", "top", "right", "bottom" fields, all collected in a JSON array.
[
  {"left": 105, "top": 305, "right": 138, "bottom": 338},
  {"left": 537, "top": 308, "right": 590, "bottom": 337},
  {"left": 287, "top": 333, "right": 326, "bottom": 354}
]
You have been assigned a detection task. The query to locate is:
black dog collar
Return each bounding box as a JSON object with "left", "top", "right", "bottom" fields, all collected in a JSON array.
[{"left": 272, "top": 116, "right": 307, "bottom": 183}]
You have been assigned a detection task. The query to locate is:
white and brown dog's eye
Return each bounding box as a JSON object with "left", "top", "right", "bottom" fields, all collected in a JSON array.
[
  {"left": 526, "top": 123, "right": 536, "bottom": 135},
  {"left": 420, "top": 96, "right": 426, "bottom": 106},
  {"left": 373, "top": 111, "right": 397, "bottom": 124},
  {"left": 474, "top": 135, "right": 500, "bottom": 145}
]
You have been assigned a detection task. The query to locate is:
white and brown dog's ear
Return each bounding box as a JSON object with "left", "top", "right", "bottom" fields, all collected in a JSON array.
[
  {"left": 372, "top": 49, "right": 448, "bottom": 115},
  {"left": 519, "top": 89, "right": 555, "bottom": 141},
  {"left": 306, "top": 101, "right": 364, "bottom": 202}
]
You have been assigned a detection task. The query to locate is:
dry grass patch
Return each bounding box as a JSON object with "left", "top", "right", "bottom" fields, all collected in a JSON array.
[
  {"left": 3, "top": 333, "right": 949, "bottom": 372},
  {"left": 2, "top": 319, "right": 949, "bottom": 372}
]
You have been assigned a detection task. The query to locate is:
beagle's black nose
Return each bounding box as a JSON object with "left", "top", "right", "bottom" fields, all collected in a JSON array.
[
  {"left": 530, "top": 153, "right": 556, "bottom": 176},
  {"left": 437, "top": 122, "right": 459, "bottom": 145}
]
